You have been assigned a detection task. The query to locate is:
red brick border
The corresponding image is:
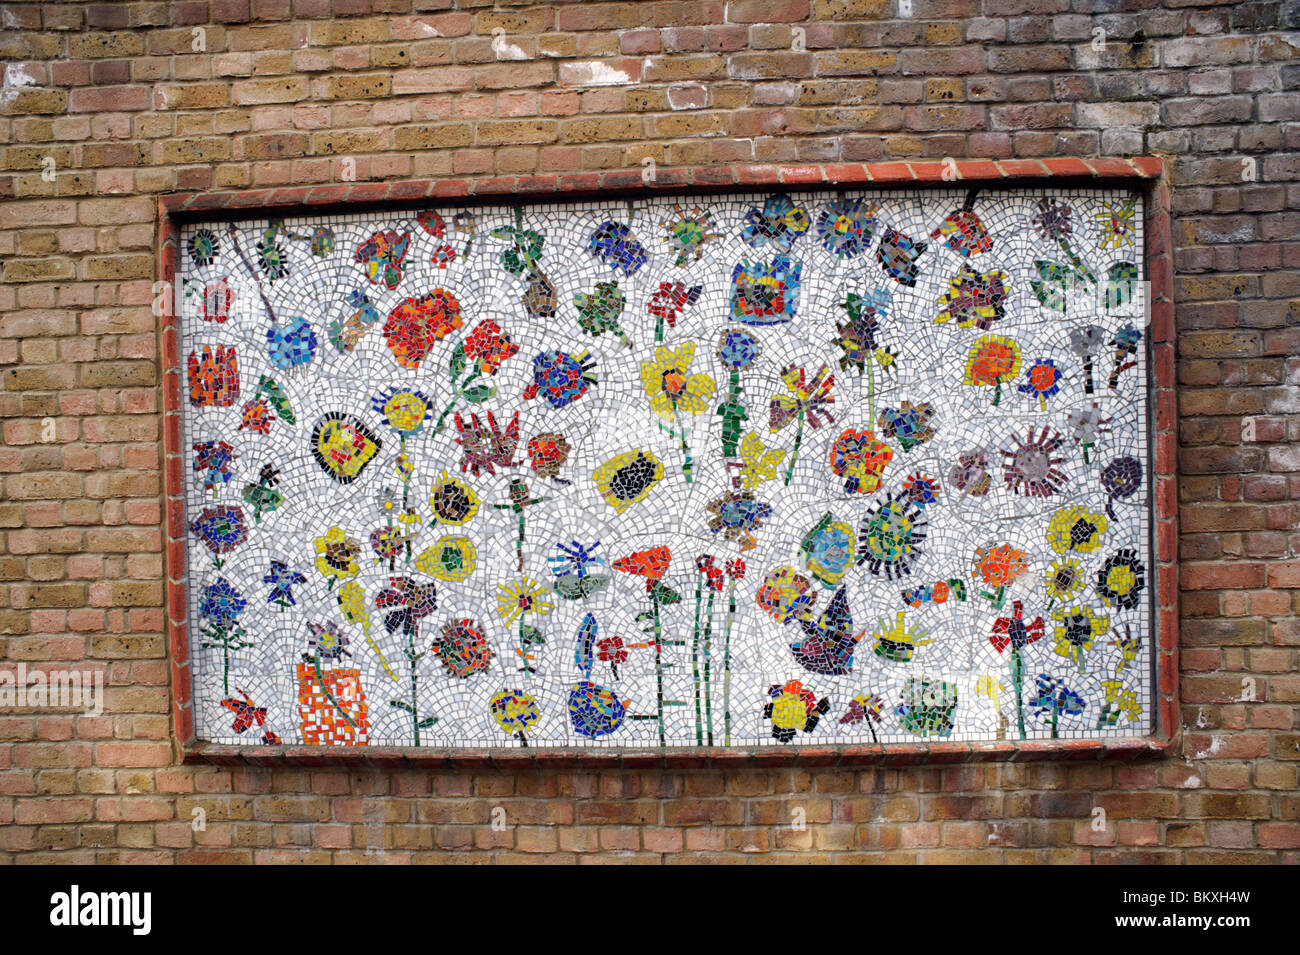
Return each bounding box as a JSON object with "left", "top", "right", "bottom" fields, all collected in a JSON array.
[
  {"left": 160, "top": 159, "right": 1176, "bottom": 767},
  {"left": 158, "top": 158, "right": 1164, "bottom": 219}
]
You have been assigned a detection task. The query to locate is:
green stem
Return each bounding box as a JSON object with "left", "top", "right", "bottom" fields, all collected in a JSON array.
[
  {"left": 1011, "top": 647, "right": 1025, "bottom": 740},
  {"left": 512, "top": 220, "right": 552, "bottom": 321},
  {"left": 992, "top": 375, "right": 1003, "bottom": 407},
  {"left": 981, "top": 583, "right": 1006, "bottom": 609},
  {"left": 518, "top": 615, "right": 528, "bottom": 679},
  {"left": 385, "top": 512, "right": 394, "bottom": 575},
  {"left": 222, "top": 645, "right": 230, "bottom": 696},
  {"left": 724, "top": 581, "right": 735, "bottom": 746},
  {"left": 783, "top": 411, "right": 805, "bottom": 486},
  {"left": 691, "top": 575, "right": 703, "bottom": 746},
  {"left": 433, "top": 398, "right": 459, "bottom": 435},
  {"left": 408, "top": 633, "right": 420, "bottom": 745},
  {"left": 672, "top": 406, "right": 693, "bottom": 484},
  {"left": 315, "top": 649, "right": 358, "bottom": 731},
  {"left": 516, "top": 512, "right": 525, "bottom": 572},
  {"left": 703, "top": 588, "right": 715, "bottom": 747},
  {"left": 403, "top": 503, "right": 412, "bottom": 566},
  {"left": 867, "top": 354, "right": 876, "bottom": 426},
  {"left": 720, "top": 370, "right": 744, "bottom": 458},
  {"left": 432, "top": 367, "right": 482, "bottom": 434},
  {"left": 227, "top": 224, "right": 279, "bottom": 326},
  {"left": 652, "top": 591, "right": 665, "bottom": 748}
]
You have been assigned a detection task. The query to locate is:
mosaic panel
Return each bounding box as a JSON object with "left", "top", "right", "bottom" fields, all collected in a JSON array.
[{"left": 176, "top": 186, "right": 1151, "bottom": 749}]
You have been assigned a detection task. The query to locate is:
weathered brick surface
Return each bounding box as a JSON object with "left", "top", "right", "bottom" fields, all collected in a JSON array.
[{"left": 0, "top": 0, "right": 1296, "bottom": 863}]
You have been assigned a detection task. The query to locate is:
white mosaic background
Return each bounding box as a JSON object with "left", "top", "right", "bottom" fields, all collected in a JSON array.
[{"left": 177, "top": 186, "right": 1150, "bottom": 748}]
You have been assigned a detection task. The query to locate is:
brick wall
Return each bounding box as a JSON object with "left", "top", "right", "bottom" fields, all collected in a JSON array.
[{"left": 1, "top": 0, "right": 1297, "bottom": 862}]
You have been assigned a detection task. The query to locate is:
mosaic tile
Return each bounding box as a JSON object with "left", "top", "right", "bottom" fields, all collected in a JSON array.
[{"left": 176, "top": 188, "right": 1151, "bottom": 748}]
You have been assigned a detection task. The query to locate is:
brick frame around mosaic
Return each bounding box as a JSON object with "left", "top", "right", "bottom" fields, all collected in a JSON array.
[{"left": 158, "top": 160, "right": 1178, "bottom": 768}]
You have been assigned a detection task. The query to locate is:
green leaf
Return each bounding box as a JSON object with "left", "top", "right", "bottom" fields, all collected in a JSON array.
[
  {"left": 257, "top": 375, "right": 295, "bottom": 425},
  {"left": 1106, "top": 261, "right": 1139, "bottom": 311},
  {"left": 500, "top": 249, "right": 526, "bottom": 276},
  {"left": 1061, "top": 245, "right": 1097, "bottom": 287},
  {"left": 418, "top": 715, "right": 439, "bottom": 728},
  {"left": 800, "top": 511, "right": 834, "bottom": 559},
  {"left": 554, "top": 575, "right": 610, "bottom": 600},
  {"left": 650, "top": 581, "right": 681, "bottom": 605},
  {"left": 520, "top": 230, "right": 544, "bottom": 260},
  {"left": 462, "top": 385, "right": 495, "bottom": 404},
  {"left": 1034, "top": 259, "right": 1068, "bottom": 285},
  {"left": 449, "top": 341, "right": 467, "bottom": 382},
  {"left": 520, "top": 624, "right": 545, "bottom": 647},
  {"left": 489, "top": 226, "right": 515, "bottom": 241},
  {"left": 390, "top": 699, "right": 413, "bottom": 713},
  {"left": 554, "top": 577, "right": 583, "bottom": 600},
  {"left": 1031, "top": 280, "right": 1066, "bottom": 312}
]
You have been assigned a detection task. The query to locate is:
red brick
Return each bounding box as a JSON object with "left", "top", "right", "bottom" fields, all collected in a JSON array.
[
  {"left": 727, "top": 0, "right": 809, "bottom": 22},
  {"left": 1181, "top": 562, "right": 1268, "bottom": 590}
]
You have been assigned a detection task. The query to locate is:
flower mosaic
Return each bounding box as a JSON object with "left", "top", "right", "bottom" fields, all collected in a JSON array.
[{"left": 177, "top": 189, "right": 1150, "bottom": 748}]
